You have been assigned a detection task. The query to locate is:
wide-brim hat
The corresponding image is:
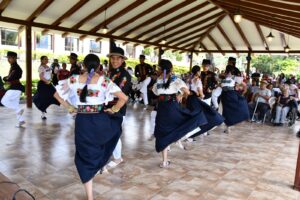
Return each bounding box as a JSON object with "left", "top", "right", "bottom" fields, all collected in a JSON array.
[
  {"left": 228, "top": 57, "right": 236, "bottom": 63},
  {"left": 69, "top": 53, "right": 78, "bottom": 60},
  {"left": 107, "top": 47, "right": 127, "bottom": 60},
  {"left": 6, "top": 51, "right": 17, "bottom": 58},
  {"left": 202, "top": 59, "right": 211, "bottom": 66}
]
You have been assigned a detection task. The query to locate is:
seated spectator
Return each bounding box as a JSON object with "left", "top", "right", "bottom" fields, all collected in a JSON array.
[
  {"left": 274, "top": 88, "right": 291, "bottom": 126},
  {"left": 248, "top": 80, "right": 271, "bottom": 122},
  {"left": 57, "top": 63, "right": 70, "bottom": 80}
]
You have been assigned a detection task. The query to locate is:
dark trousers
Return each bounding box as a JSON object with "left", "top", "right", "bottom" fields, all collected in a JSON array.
[{"left": 248, "top": 102, "right": 270, "bottom": 120}]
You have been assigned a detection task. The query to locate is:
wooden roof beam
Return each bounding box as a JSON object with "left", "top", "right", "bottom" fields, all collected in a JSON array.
[
  {"left": 144, "top": 6, "right": 220, "bottom": 42},
  {"left": 0, "top": 0, "right": 12, "bottom": 15},
  {"left": 221, "top": 5, "right": 300, "bottom": 28},
  {"left": 62, "top": 0, "right": 119, "bottom": 37},
  {"left": 19, "top": 0, "right": 54, "bottom": 32},
  {"left": 241, "top": 0, "right": 300, "bottom": 13},
  {"left": 229, "top": 15, "right": 252, "bottom": 51},
  {"left": 2, "top": 15, "right": 300, "bottom": 54},
  {"left": 255, "top": 23, "right": 269, "bottom": 51},
  {"left": 42, "top": 0, "right": 89, "bottom": 35},
  {"left": 119, "top": 0, "right": 197, "bottom": 38},
  {"left": 207, "top": 34, "right": 224, "bottom": 55},
  {"left": 220, "top": 4, "right": 300, "bottom": 25},
  {"left": 193, "top": 14, "right": 226, "bottom": 49},
  {"left": 152, "top": 11, "right": 224, "bottom": 44},
  {"left": 90, "top": 0, "right": 146, "bottom": 33},
  {"left": 217, "top": 24, "right": 236, "bottom": 51},
  {"left": 80, "top": 0, "right": 146, "bottom": 39},
  {"left": 172, "top": 32, "right": 206, "bottom": 48},
  {"left": 107, "top": 0, "right": 171, "bottom": 35},
  {"left": 167, "top": 24, "right": 213, "bottom": 46},
  {"left": 215, "top": 0, "right": 300, "bottom": 19},
  {"left": 131, "top": 1, "right": 210, "bottom": 40},
  {"left": 243, "top": 16, "right": 300, "bottom": 38}
]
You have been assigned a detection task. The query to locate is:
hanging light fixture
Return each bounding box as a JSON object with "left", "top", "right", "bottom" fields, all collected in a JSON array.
[
  {"left": 161, "top": 26, "right": 166, "bottom": 44},
  {"left": 284, "top": 35, "right": 290, "bottom": 52},
  {"left": 266, "top": 31, "right": 274, "bottom": 42},
  {"left": 233, "top": 9, "right": 242, "bottom": 23},
  {"left": 233, "top": 0, "right": 242, "bottom": 23},
  {"left": 102, "top": 8, "right": 108, "bottom": 34},
  {"left": 199, "top": 45, "right": 203, "bottom": 51}
]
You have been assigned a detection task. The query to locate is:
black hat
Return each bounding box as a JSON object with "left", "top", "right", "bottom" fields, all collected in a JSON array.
[
  {"left": 202, "top": 59, "right": 211, "bottom": 65},
  {"left": 107, "top": 47, "right": 127, "bottom": 60},
  {"left": 69, "top": 53, "right": 78, "bottom": 59},
  {"left": 251, "top": 72, "right": 260, "bottom": 78},
  {"left": 228, "top": 57, "right": 236, "bottom": 62},
  {"left": 191, "top": 65, "right": 201, "bottom": 75},
  {"left": 139, "top": 54, "right": 146, "bottom": 59},
  {"left": 7, "top": 51, "right": 17, "bottom": 57}
]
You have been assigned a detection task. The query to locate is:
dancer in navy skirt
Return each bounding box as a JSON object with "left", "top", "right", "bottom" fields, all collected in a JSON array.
[
  {"left": 152, "top": 59, "right": 207, "bottom": 168},
  {"left": 186, "top": 65, "right": 224, "bottom": 138},
  {"left": 220, "top": 68, "right": 250, "bottom": 133},
  {"left": 55, "top": 54, "right": 128, "bottom": 200},
  {"left": 33, "top": 56, "right": 60, "bottom": 120}
]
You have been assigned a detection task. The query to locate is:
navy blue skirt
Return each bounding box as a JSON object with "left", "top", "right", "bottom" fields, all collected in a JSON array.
[
  {"left": 186, "top": 95, "right": 224, "bottom": 137},
  {"left": 75, "top": 112, "right": 122, "bottom": 183},
  {"left": 33, "top": 81, "right": 60, "bottom": 112},
  {"left": 154, "top": 100, "right": 207, "bottom": 152},
  {"left": 221, "top": 90, "right": 250, "bottom": 126}
]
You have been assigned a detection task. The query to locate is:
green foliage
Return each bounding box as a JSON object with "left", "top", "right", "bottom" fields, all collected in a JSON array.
[
  {"left": 251, "top": 55, "right": 300, "bottom": 76},
  {"left": 143, "top": 47, "right": 153, "bottom": 56}
]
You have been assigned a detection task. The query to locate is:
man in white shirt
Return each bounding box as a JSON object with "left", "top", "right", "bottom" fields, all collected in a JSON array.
[{"left": 248, "top": 80, "right": 271, "bottom": 122}]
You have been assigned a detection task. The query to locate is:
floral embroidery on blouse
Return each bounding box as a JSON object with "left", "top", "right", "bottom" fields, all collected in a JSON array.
[
  {"left": 76, "top": 89, "right": 100, "bottom": 97},
  {"left": 70, "top": 76, "right": 77, "bottom": 84}
]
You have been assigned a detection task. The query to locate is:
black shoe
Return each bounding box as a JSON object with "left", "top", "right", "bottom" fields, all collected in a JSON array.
[
  {"left": 297, "top": 131, "right": 300, "bottom": 138},
  {"left": 278, "top": 123, "right": 283, "bottom": 126},
  {"left": 41, "top": 116, "right": 47, "bottom": 120}
]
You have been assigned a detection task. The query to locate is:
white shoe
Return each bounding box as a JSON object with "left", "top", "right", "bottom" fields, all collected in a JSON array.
[
  {"left": 16, "top": 109, "right": 24, "bottom": 121},
  {"left": 224, "top": 127, "right": 230, "bottom": 134},
  {"left": 15, "top": 121, "right": 25, "bottom": 128},
  {"left": 175, "top": 141, "right": 187, "bottom": 150},
  {"left": 107, "top": 158, "right": 123, "bottom": 168},
  {"left": 185, "top": 138, "right": 195, "bottom": 143}
]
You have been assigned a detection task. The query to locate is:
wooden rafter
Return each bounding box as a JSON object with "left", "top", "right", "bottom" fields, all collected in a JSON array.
[
  {"left": 221, "top": 4, "right": 300, "bottom": 28},
  {"left": 255, "top": 23, "right": 269, "bottom": 51},
  {"left": 243, "top": 15, "right": 300, "bottom": 38},
  {"left": 144, "top": 6, "right": 219, "bottom": 42},
  {"left": 229, "top": 15, "right": 252, "bottom": 51},
  {"left": 166, "top": 22, "right": 215, "bottom": 46},
  {"left": 215, "top": 0, "right": 299, "bottom": 19},
  {"left": 119, "top": 0, "right": 197, "bottom": 38},
  {"left": 107, "top": 0, "right": 171, "bottom": 35},
  {"left": 241, "top": 0, "right": 300, "bottom": 13},
  {"left": 217, "top": 24, "right": 236, "bottom": 51},
  {"left": 172, "top": 32, "right": 206, "bottom": 47},
  {"left": 62, "top": 0, "right": 119, "bottom": 37},
  {"left": 151, "top": 12, "right": 224, "bottom": 44},
  {"left": 42, "top": 0, "right": 90, "bottom": 35},
  {"left": 131, "top": 1, "right": 210, "bottom": 40},
  {"left": 90, "top": 0, "right": 145, "bottom": 33},
  {"left": 207, "top": 34, "right": 224, "bottom": 55},
  {"left": 19, "top": 0, "right": 54, "bottom": 32},
  {"left": 80, "top": 0, "right": 146, "bottom": 40},
  {"left": 1, "top": 11, "right": 300, "bottom": 54},
  {"left": 193, "top": 14, "right": 226, "bottom": 50},
  {"left": 0, "top": 0, "right": 11, "bottom": 15},
  {"left": 220, "top": 4, "right": 300, "bottom": 26}
]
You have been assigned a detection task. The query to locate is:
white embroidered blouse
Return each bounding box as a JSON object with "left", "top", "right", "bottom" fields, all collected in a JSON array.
[
  {"left": 152, "top": 77, "right": 188, "bottom": 95},
  {"left": 56, "top": 75, "right": 121, "bottom": 106}
]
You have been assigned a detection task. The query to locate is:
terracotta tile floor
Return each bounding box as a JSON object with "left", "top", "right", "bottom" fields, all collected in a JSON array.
[{"left": 0, "top": 103, "right": 300, "bottom": 200}]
